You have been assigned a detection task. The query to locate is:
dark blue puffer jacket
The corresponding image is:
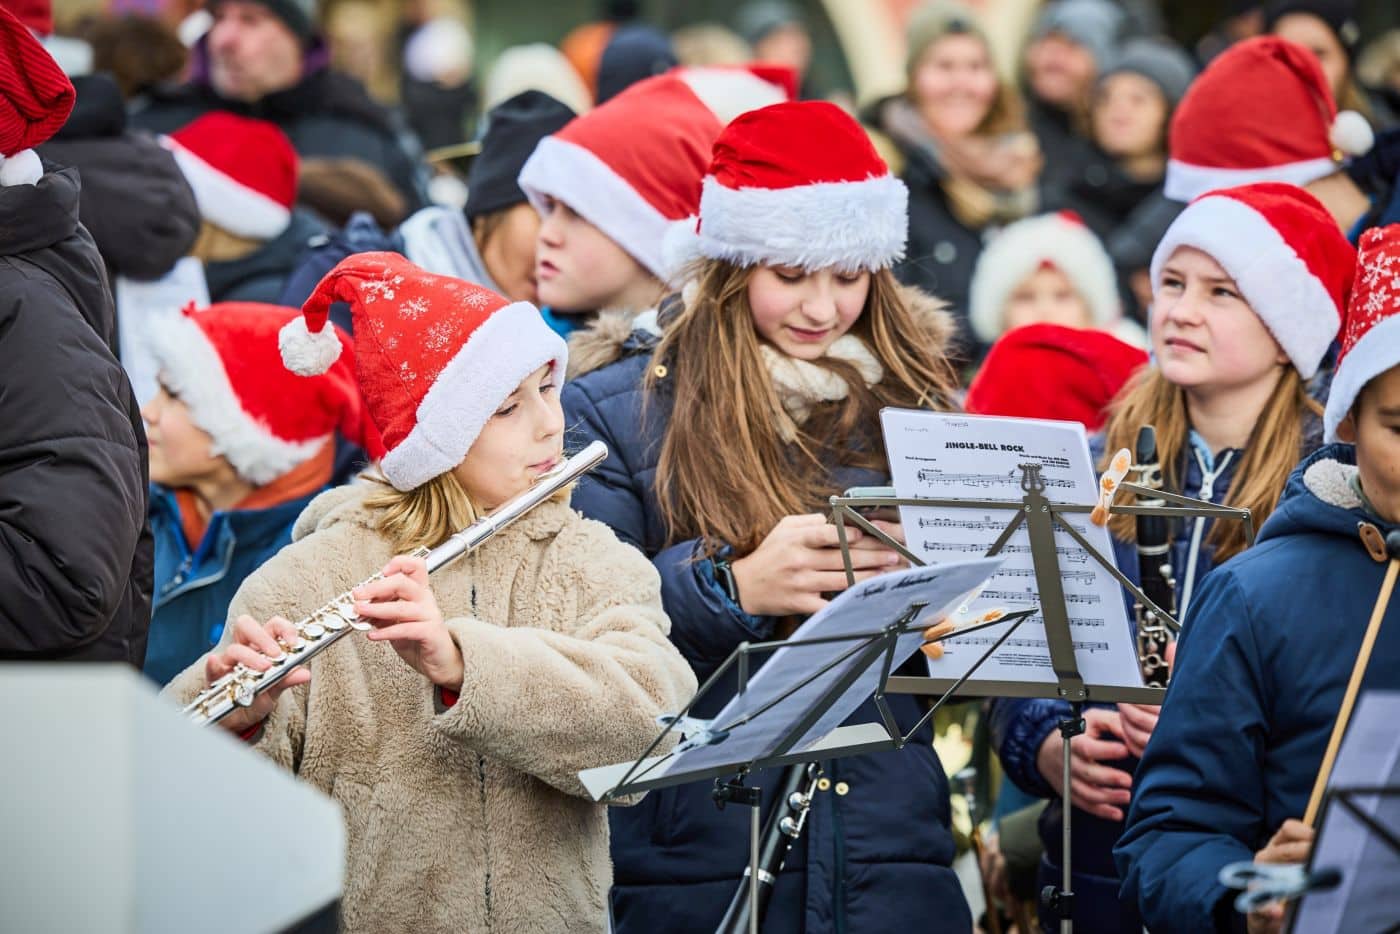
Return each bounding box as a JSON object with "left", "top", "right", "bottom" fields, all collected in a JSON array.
[
  {"left": 1116, "top": 444, "right": 1400, "bottom": 933},
  {"left": 986, "top": 431, "right": 1245, "bottom": 933},
  {"left": 561, "top": 322, "right": 971, "bottom": 934}
]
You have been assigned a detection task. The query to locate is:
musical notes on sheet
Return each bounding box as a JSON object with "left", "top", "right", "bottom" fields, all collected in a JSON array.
[{"left": 881, "top": 411, "right": 1146, "bottom": 689}]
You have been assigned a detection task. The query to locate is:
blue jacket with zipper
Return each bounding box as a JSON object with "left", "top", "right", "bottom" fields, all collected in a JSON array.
[
  {"left": 561, "top": 316, "right": 971, "bottom": 934},
  {"left": 142, "top": 484, "right": 321, "bottom": 686},
  {"left": 986, "top": 431, "right": 1244, "bottom": 933},
  {"left": 1115, "top": 444, "right": 1400, "bottom": 932}
]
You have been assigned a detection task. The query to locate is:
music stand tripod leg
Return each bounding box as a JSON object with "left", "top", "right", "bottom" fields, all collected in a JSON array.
[{"left": 1042, "top": 702, "right": 1085, "bottom": 933}]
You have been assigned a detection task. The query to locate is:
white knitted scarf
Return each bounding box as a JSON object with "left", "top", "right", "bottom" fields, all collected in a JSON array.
[{"left": 760, "top": 336, "right": 884, "bottom": 441}]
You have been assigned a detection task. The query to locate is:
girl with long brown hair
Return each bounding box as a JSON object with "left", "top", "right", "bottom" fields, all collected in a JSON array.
[
  {"left": 562, "top": 101, "right": 967, "bottom": 933},
  {"left": 987, "top": 182, "right": 1356, "bottom": 934}
]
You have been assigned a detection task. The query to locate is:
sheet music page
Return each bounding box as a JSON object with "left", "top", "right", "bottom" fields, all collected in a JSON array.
[
  {"left": 879, "top": 409, "right": 1144, "bottom": 689},
  {"left": 1290, "top": 690, "right": 1400, "bottom": 933}
]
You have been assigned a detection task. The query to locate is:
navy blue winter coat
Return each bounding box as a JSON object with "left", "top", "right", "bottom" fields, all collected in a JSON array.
[
  {"left": 986, "top": 431, "right": 1245, "bottom": 933},
  {"left": 561, "top": 312, "right": 972, "bottom": 934},
  {"left": 1115, "top": 444, "right": 1400, "bottom": 933},
  {"left": 142, "top": 484, "right": 321, "bottom": 686}
]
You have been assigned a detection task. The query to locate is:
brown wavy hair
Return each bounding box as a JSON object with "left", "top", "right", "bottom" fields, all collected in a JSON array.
[
  {"left": 648, "top": 261, "right": 960, "bottom": 555},
  {"left": 1099, "top": 365, "right": 1322, "bottom": 563}
]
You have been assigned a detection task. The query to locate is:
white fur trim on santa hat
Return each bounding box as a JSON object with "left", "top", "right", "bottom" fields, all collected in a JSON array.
[
  {"left": 145, "top": 312, "right": 328, "bottom": 485},
  {"left": 968, "top": 215, "right": 1122, "bottom": 343},
  {"left": 1149, "top": 195, "right": 1340, "bottom": 379},
  {"left": 163, "top": 138, "right": 292, "bottom": 240},
  {"left": 279, "top": 315, "right": 345, "bottom": 376},
  {"left": 1324, "top": 314, "right": 1400, "bottom": 442},
  {"left": 676, "top": 67, "right": 788, "bottom": 124},
  {"left": 518, "top": 135, "right": 670, "bottom": 281},
  {"left": 1163, "top": 155, "right": 1338, "bottom": 203},
  {"left": 379, "top": 301, "right": 567, "bottom": 491},
  {"left": 0, "top": 149, "right": 42, "bottom": 187},
  {"left": 692, "top": 174, "right": 907, "bottom": 273}
]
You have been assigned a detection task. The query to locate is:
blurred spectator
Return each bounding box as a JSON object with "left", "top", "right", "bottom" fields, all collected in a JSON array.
[
  {"left": 482, "top": 42, "right": 592, "bottom": 115},
  {"left": 735, "top": 0, "right": 813, "bottom": 92},
  {"left": 0, "top": 5, "right": 152, "bottom": 665},
  {"left": 298, "top": 156, "right": 408, "bottom": 228},
  {"left": 130, "top": 0, "right": 427, "bottom": 211},
  {"left": 1047, "top": 37, "right": 1195, "bottom": 320},
  {"left": 560, "top": 0, "right": 640, "bottom": 101},
  {"left": 671, "top": 22, "right": 751, "bottom": 67},
  {"left": 596, "top": 23, "right": 677, "bottom": 105},
  {"left": 1195, "top": 1, "right": 1267, "bottom": 65},
  {"left": 1357, "top": 29, "right": 1400, "bottom": 128},
  {"left": 89, "top": 13, "right": 188, "bottom": 96},
  {"left": 1265, "top": 1, "right": 1381, "bottom": 124},
  {"left": 968, "top": 210, "right": 1144, "bottom": 348},
  {"left": 1166, "top": 36, "right": 1374, "bottom": 236},
  {"left": 165, "top": 113, "right": 326, "bottom": 304},
  {"left": 1023, "top": 0, "right": 1123, "bottom": 183},
  {"left": 867, "top": 1, "right": 1041, "bottom": 357},
  {"left": 37, "top": 72, "right": 199, "bottom": 285},
  {"left": 965, "top": 322, "right": 1147, "bottom": 431},
  {"left": 400, "top": 16, "right": 477, "bottom": 151}
]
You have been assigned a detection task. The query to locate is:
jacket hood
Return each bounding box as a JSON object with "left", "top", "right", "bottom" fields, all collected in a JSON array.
[
  {"left": 0, "top": 164, "right": 81, "bottom": 257},
  {"left": 565, "top": 282, "right": 958, "bottom": 380},
  {"left": 291, "top": 479, "right": 577, "bottom": 546},
  {"left": 1256, "top": 443, "right": 1399, "bottom": 549},
  {"left": 52, "top": 74, "right": 126, "bottom": 140}
]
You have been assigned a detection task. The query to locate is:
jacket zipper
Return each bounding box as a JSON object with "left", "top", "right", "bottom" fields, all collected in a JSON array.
[
  {"left": 478, "top": 754, "right": 493, "bottom": 923},
  {"left": 1179, "top": 447, "right": 1235, "bottom": 621}
]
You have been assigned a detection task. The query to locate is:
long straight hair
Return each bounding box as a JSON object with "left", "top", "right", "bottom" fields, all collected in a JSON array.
[
  {"left": 648, "top": 261, "right": 960, "bottom": 555},
  {"left": 1100, "top": 365, "right": 1321, "bottom": 563}
]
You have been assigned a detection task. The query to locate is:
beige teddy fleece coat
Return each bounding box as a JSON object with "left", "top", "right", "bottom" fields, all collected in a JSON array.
[{"left": 167, "top": 485, "right": 697, "bottom": 934}]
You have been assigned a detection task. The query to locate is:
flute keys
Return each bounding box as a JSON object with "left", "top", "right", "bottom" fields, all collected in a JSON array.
[
  {"left": 301, "top": 621, "right": 326, "bottom": 640},
  {"left": 234, "top": 682, "right": 256, "bottom": 708}
]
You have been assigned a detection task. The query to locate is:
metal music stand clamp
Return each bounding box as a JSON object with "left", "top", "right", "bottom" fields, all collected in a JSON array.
[{"left": 827, "top": 462, "right": 1254, "bottom": 934}]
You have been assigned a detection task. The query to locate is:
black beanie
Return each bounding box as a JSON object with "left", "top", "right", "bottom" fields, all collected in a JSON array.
[
  {"left": 465, "top": 90, "right": 577, "bottom": 222},
  {"left": 1265, "top": 0, "right": 1363, "bottom": 62},
  {"left": 211, "top": 0, "right": 316, "bottom": 44}
]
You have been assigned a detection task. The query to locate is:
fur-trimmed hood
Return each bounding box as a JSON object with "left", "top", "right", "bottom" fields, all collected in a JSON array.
[
  {"left": 564, "top": 283, "right": 958, "bottom": 381},
  {"left": 1257, "top": 443, "right": 1397, "bottom": 555}
]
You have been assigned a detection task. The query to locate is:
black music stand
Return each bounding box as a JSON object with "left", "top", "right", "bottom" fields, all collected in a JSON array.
[{"left": 826, "top": 463, "right": 1252, "bottom": 933}]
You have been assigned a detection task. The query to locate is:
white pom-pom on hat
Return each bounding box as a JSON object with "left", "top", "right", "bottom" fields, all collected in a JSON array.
[
  {"left": 0, "top": 149, "right": 43, "bottom": 187},
  {"left": 1330, "top": 110, "right": 1374, "bottom": 157},
  {"left": 279, "top": 315, "right": 343, "bottom": 376}
]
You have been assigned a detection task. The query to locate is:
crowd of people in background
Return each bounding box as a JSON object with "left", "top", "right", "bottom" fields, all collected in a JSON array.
[{"left": 4, "top": 0, "right": 1400, "bottom": 932}]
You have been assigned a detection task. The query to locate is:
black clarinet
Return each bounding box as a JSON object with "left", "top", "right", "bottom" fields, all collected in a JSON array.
[
  {"left": 1133, "top": 426, "right": 1177, "bottom": 688},
  {"left": 715, "top": 763, "right": 822, "bottom": 934}
]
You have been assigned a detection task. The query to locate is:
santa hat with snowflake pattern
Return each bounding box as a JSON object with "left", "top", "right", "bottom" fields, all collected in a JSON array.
[
  {"left": 1150, "top": 182, "right": 1354, "bottom": 379},
  {"left": 280, "top": 252, "right": 567, "bottom": 491},
  {"left": 1325, "top": 224, "right": 1400, "bottom": 442},
  {"left": 146, "top": 302, "right": 383, "bottom": 485}
]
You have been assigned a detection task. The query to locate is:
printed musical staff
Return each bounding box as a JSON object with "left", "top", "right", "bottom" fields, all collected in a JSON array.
[{"left": 915, "top": 468, "right": 1076, "bottom": 490}]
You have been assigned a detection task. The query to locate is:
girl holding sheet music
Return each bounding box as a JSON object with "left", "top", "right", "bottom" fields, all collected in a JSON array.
[
  {"left": 987, "top": 182, "right": 1356, "bottom": 933},
  {"left": 562, "top": 101, "right": 967, "bottom": 933}
]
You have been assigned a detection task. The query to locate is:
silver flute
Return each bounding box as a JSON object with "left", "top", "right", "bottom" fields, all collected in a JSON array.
[{"left": 183, "top": 441, "right": 608, "bottom": 727}]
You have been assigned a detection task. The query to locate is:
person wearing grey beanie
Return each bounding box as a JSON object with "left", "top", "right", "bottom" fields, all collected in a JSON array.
[{"left": 1100, "top": 37, "right": 1197, "bottom": 109}]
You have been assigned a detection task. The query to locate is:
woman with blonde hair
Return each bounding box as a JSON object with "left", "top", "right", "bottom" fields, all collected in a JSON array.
[
  {"left": 563, "top": 100, "right": 967, "bottom": 933},
  {"left": 987, "top": 182, "right": 1356, "bottom": 933},
  {"left": 166, "top": 252, "right": 696, "bottom": 934}
]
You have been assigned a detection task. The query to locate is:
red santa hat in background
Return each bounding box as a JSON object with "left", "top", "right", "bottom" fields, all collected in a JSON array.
[
  {"left": 663, "top": 99, "right": 907, "bottom": 276},
  {"left": 0, "top": 3, "right": 72, "bottom": 187},
  {"left": 1325, "top": 224, "right": 1400, "bottom": 442},
  {"left": 280, "top": 252, "right": 566, "bottom": 492},
  {"left": 965, "top": 323, "right": 1148, "bottom": 431},
  {"left": 517, "top": 67, "right": 791, "bottom": 283},
  {"left": 1165, "top": 35, "right": 1373, "bottom": 203},
  {"left": 162, "top": 113, "right": 298, "bottom": 240},
  {"left": 968, "top": 211, "right": 1124, "bottom": 344},
  {"left": 1150, "top": 182, "right": 1355, "bottom": 379},
  {"left": 145, "top": 302, "right": 383, "bottom": 485}
]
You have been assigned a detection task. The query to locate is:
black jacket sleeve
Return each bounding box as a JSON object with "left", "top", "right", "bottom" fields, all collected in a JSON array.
[{"left": 0, "top": 273, "right": 147, "bottom": 655}]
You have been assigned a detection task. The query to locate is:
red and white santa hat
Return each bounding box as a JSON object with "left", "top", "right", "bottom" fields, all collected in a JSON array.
[
  {"left": 145, "top": 302, "right": 383, "bottom": 485},
  {"left": 663, "top": 100, "right": 907, "bottom": 276},
  {"left": 1325, "top": 224, "right": 1400, "bottom": 442},
  {"left": 517, "top": 67, "right": 790, "bottom": 283},
  {"left": 1150, "top": 182, "right": 1354, "bottom": 379},
  {"left": 280, "top": 252, "right": 566, "bottom": 492},
  {"left": 0, "top": 2, "right": 72, "bottom": 187},
  {"left": 969, "top": 211, "right": 1121, "bottom": 343},
  {"left": 162, "top": 113, "right": 298, "bottom": 240},
  {"left": 1165, "top": 36, "right": 1373, "bottom": 203}
]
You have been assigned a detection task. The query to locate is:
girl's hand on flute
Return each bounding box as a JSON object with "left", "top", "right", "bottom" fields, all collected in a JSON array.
[
  {"left": 205, "top": 615, "right": 311, "bottom": 734},
  {"left": 354, "top": 554, "right": 465, "bottom": 690}
]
